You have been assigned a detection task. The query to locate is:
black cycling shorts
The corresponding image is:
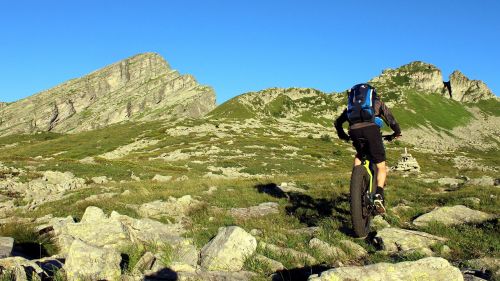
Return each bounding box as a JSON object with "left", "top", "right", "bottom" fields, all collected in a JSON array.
[{"left": 349, "top": 124, "right": 386, "bottom": 164}]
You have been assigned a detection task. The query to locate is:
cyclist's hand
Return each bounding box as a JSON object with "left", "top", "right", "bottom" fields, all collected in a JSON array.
[{"left": 385, "top": 133, "right": 401, "bottom": 142}]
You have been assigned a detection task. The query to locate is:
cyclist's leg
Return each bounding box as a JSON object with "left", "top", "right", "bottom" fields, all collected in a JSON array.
[
  {"left": 376, "top": 161, "right": 387, "bottom": 187},
  {"left": 349, "top": 128, "right": 363, "bottom": 167}
]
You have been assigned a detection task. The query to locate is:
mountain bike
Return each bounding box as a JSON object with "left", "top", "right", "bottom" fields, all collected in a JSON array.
[{"left": 349, "top": 134, "right": 395, "bottom": 238}]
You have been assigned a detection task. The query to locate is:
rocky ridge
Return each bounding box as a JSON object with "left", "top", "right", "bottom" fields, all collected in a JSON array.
[{"left": 0, "top": 53, "right": 216, "bottom": 136}]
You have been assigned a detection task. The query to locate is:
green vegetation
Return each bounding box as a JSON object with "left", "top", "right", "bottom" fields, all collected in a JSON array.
[{"left": 392, "top": 91, "right": 473, "bottom": 130}]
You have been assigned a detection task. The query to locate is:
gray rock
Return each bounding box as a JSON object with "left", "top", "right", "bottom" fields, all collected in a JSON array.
[
  {"left": 0, "top": 53, "right": 216, "bottom": 136},
  {"left": 438, "top": 177, "right": 464, "bottom": 188},
  {"left": 372, "top": 215, "right": 390, "bottom": 230},
  {"left": 152, "top": 174, "right": 172, "bottom": 182},
  {"left": 200, "top": 226, "right": 257, "bottom": 271},
  {"left": 64, "top": 239, "right": 121, "bottom": 281},
  {"left": 133, "top": 251, "right": 156, "bottom": 274},
  {"left": 80, "top": 206, "right": 107, "bottom": 223},
  {"left": 309, "top": 238, "right": 346, "bottom": 260},
  {"left": 230, "top": 202, "right": 279, "bottom": 219},
  {"left": 137, "top": 195, "right": 200, "bottom": 221},
  {"left": 308, "top": 257, "right": 463, "bottom": 281},
  {"left": 0, "top": 237, "right": 14, "bottom": 258},
  {"left": 413, "top": 205, "right": 495, "bottom": 227},
  {"left": 260, "top": 242, "right": 316, "bottom": 267},
  {"left": 91, "top": 176, "right": 109, "bottom": 184},
  {"left": 375, "top": 227, "right": 447, "bottom": 254},
  {"left": 0, "top": 256, "right": 45, "bottom": 281},
  {"left": 254, "top": 254, "right": 284, "bottom": 272},
  {"left": 468, "top": 176, "right": 495, "bottom": 186},
  {"left": 339, "top": 240, "right": 368, "bottom": 259},
  {"left": 465, "top": 258, "right": 500, "bottom": 281}
]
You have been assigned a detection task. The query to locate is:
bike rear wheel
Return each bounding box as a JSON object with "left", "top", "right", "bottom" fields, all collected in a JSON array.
[{"left": 350, "top": 165, "right": 372, "bottom": 238}]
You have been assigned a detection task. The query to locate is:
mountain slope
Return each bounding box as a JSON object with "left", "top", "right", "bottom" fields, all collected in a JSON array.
[
  {"left": 209, "top": 61, "right": 499, "bottom": 150},
  {"left": 0, "top": 53, "right": 216, "bottom": 136}
]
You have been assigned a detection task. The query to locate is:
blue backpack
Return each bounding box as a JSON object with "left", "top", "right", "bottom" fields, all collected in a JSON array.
[{"left": 347, "top": 83, "right": 377, "bottom": 124}]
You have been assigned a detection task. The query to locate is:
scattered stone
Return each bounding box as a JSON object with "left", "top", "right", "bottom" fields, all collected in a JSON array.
[
  {"left": 0, "top": 256, "right": 45, "bottom": 280},
  {"left": 91, "top": 176, "right": 109, "bottom": 184},
  {"left": 413, "top": 205, "right": 495, "bottom": 227},
  {"left": 437, "top": 177, "right": 465, "bottom": 188},
  {"left": 286, "top": 227, "right": 320, "bottom": 237},
  {"left": 392, "top": 148, "right": 420, "bottom": 173},
  {"left": 82, "top": 192, "right": 117, "bottom": 203},
  {"left": 0, "top": 237, "right": 14, "bottom": 258},
  {"left": 465, "top": 258, "right": 500, "bottom": 281},
  {"left": 464, "top": 197, "right": 481, "bottom": 206},
  {"left": 121, "top": 190, "right": 131, "bottom": 196},
  {"left": 80, "top": 206, "right": 107, "bottom": 223},
  {"left": 200, "top": 226, "right": 257, "bottom": 271},
  {"left": 131, "top": 173, "right": 141, "bottom": 182},
  {"left": 175, "top": 175, "right": 189, "bottom": 182},
  {"left": 64, "top": 239, "right": 121, "bottom": 281},
  {"left": 100, "top": 139, "right": 160, "bottom": 160},
  {"left": 375, "top": 227, "right": 447, "bottom": 255},
  {"left": 468, "top": 176, "right": 495, "bottom": 187},
  {"left": 137, "top": 195, "right": 200, "bottom": 221},
  {"left": 132, "top": 251, "right": 156, "bottom": 274},
  {"left": 260, "top": 242, "right": 316, "bottom": 266},
  {"left": 440, "top": 245, "right": 452, "bottom": 257},
  {"left": 339, "top": 240, "right": 368, "bottom": 259},
  {"left": 79, "top": 156, "right": 96, "bottom": 164},
  {"left": 145, "top": 270, "right": 256, "bottom": 281},
  {"left": 308, "top": 257, "right": 463, "bottom": 281},
  {"left": 230, "top": 202, "right": 279, "bottom": 219},
  {"left": 255, "top": 254, "right": 284, "bottom": 272},
  {"left": 249, "top": 229, "right": 263, "bottom": 237},
  {"left": 372, "top": 215, "right": 390, "bottom": 230},
  {"left": 203, "top": 186, "right": 218, "bottom": 195},
  {"left": 152, "top": 174, "right": 172, "bottom": 182},
  {"left": 309, "top": 238, "right": 347, "bottom": 260},
  {"left": 278, "top": 182, "right": 307, "bottom": 193}
]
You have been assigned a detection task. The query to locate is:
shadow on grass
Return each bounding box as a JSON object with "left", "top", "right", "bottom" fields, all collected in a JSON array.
[
  {"left": 255, "top": 183, "right": 354, "bottom": 236},
  {"left": 271, "top": 264, "right": 331, "bottom": 281}
]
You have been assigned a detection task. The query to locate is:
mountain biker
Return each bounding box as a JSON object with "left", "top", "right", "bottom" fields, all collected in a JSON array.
[{"left": 334, "top": 83, "right": 401, "bottom": 214}]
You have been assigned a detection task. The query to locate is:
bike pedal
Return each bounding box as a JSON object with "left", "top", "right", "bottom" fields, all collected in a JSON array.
[{"left": 374, "top": 200, "right": 386, "bottom": 214}]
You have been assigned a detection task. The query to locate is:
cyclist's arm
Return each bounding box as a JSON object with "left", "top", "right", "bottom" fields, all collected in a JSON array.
[
  {"left": 379, "top": 101, "right": 401, "bottom": 136},
  {"left": 334, "top": 109, "right": 350, "bottom": 141}
]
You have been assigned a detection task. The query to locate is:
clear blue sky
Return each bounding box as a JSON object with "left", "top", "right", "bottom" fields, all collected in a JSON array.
[{"left": 1, "top": 0, "right": 499, "bottom": 104}]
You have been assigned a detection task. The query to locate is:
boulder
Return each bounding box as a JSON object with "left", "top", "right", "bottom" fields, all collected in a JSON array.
[
  {"left": 437, "top": 177, "right": 464, "bottom": 188},
  {"left": 413, "top": 205, "right": 495, "bottom": 227},
  {"left": 132, "top": 251, "right": 156, "bottom": 274},
  {"left": 375, "top": 227, "right": 447, "bottom": 255},
  {"left": 309, "top": 238, "right": 346, "bottom": 260},
  {"left": 339, "top": 240, "right": 368, "bottom": 259},
  {"left": 64, "top": 239, "right": 121, "bottom": 281},
  {"left": 254, "top": 254, "right": 284, "bottom": 272},
  {"left": 230, "top": 202, "right": 279, "bottom": 219},
  {"left": 91, "top": 176, "right": 109, "bottom": 184},
  {"left": 372, "top": 215, "right": 390, "bottom": 230},
  {"left": 200, "top": 226, "right": 257, "bottom": 271},
  {"left": 152, "top": 174, "right": 172, "bottom": 182},
  {"left": 308, "top": 257, "right": 463, "bottom": 281},
  {"left": 80, "top": 206, "right": 107, "bottom": 223},
  {"left": 0, "top": 256, "right": 45, "bottom": 280},
  {"left": 465, "top": 258, "right": 500, "bottom": 281},
  {"left": 137, "top": 195, "right": 200, "bottom": 221},
  {"left": 468, "top": 176, "right": 495, "bottom": 187},
  {"left": 0, "top": 237, "right": 14, "bottom": 258},
  {"left": 260, "top": 242, "right": 316, "bottom": 267}
]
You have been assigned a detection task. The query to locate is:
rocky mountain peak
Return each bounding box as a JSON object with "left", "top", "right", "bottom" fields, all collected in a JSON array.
[
  {"left": 0, "top": 53, "right": 216, "bottom": 136},
  {"left": 447, "top": 70, "right": 495, "bottom": 102},
  {"left": 370, "top": 61, "right": 444, "bottom": 94}
]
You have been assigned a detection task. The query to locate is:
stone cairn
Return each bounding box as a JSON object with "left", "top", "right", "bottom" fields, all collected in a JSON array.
[{"left": 392, "top": 148, "right": 420, "bottom": 173}]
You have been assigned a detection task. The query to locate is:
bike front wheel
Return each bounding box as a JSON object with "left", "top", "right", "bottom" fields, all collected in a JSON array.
[{"left": 350, "top": 165, "right": 372, "bottom": 238}]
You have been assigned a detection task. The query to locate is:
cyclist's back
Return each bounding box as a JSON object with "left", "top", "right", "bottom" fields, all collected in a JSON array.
[{"left": 334, "top": 83, "right": 401, "bottom": 213}]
